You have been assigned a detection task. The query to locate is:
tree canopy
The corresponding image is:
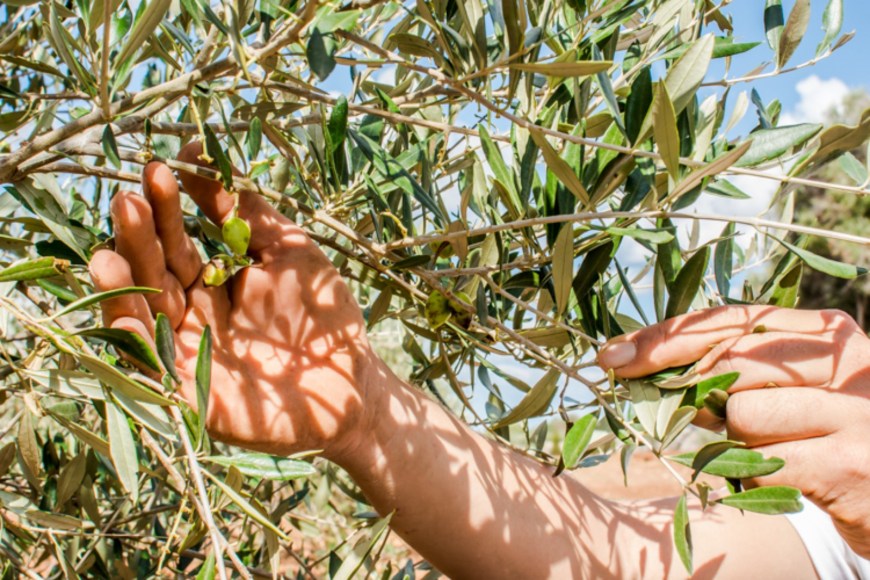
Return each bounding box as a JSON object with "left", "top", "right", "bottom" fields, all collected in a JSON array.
[{"left": 0, "top": 0, "right": 868, "bottom": 576}]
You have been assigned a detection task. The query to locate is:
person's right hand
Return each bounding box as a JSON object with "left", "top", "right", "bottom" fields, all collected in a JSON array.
[
  {"left": 598, "top": 305, "right": 870, "bottom": 559},
  {"left": 88, "top": 143, "right": 382, "bottom": 460}
]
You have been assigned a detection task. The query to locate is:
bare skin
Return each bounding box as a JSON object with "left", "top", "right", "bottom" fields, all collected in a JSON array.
[{"left": 89, "top": 145, "right": 868, "bottom": 578}]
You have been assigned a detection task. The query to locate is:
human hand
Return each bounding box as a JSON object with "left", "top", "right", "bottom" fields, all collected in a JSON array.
[
  {"left": 598, "top": 305, "right": 870, "bottom": 558},
  {"left": 88, "top": 143, "right": 381, "bottom": 460}
]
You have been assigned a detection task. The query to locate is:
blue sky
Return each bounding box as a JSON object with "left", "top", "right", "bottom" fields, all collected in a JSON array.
[{"left": 726, "top": 0, "right": 868, "bottom": 121}]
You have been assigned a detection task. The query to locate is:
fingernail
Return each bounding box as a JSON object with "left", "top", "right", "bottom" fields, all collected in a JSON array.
[{"left": 599, "top": 341, "right": 636, "bottom": 369}]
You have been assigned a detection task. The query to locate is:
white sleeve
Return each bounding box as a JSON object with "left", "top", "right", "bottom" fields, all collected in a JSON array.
[{"left": 786, "top": 498, "right": 870, "bottom": 580}]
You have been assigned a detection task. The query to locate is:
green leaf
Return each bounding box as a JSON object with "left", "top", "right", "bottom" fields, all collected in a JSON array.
[
  {"left": 692, "top": 372, "right": 739, "bottom": 409},
  {"left": 673, "top": 494, "right": 693, "bottom": 575},
  {"left": 562, "top": 413, "right": 597, "bottom": 469},
  {"left": 664, "top": 33, "right": 715, "bottom": 115},
  {"left": 204, "top": 452, "right": 317, "bottom": 480},
  {"left": 714, "top": 223, "right": 735, "bottom": 298},
  {"left": 307, "top": 28, "right": 337, "bottom": 81},
  {"left": 672, "top": 448, "right": 785, "bottom": 479},
  {"left": 510, "top": 61, "right": 612, "bottom": 77},
  {"left": 478, "top": 124, "right": 522, "bottom": 218},
  {"left": 660, "top": 406, "right": 697, "bottom": 450},
  {"left": 777, "top": 0, "right": 810, "bottom": 69},
  {"left": 776, "top": 238, "right": 867, "bottom": 279},
  {"left": 666, "top": 246, "right": 710, "bottom": 319},
  {"left": 114, "top": 0, "right": 173, "bottom": 69},
  {"left": 662, "top": 37, "right": 761, "bottom": 61},
  {"left": 51, "top": 286, "right": 161, "bottom": 320},
  {"left": 246, "top": 117, "right": 262, "bottom": 160},
  {"left": 203, "top": 124, "right": 233, "bottom": 191},
  {"left": 11, "top": 178, "right": 92, "bottom": 261},
  {"left": 78, "top": 355, "right": 171, "bottom": 405},
  {"left": 551, "top": 226, "right": 575, "bottom": 316},
  {"left": 203, "top": 471, "right": 289, "bottom": 539},
  {"left": 493, "top": 369, "right": 560, "bottom": 428},
  {"left": 55, "top": 453, "right": 87, "bottom": 509},
  {"left": 764, "top": 0, "right": 784, "bottom": 52},
  {"left": 327, "top": 95, "right": 349, "bottom": 154},
  {"left": 707, "top": 179, "right": 751, "bottom": 199},
  {"left": 195, "top": 326, "right": 212, "bottom": 444},
  {"left": 769, "top": 261, "right": 803, "bottom": 308},
  {"left": 155, "top": 313, "right": 179, "bottom": 383},
  {"left": 0, "top": 256, "right": 61, "bottom": 282},
  {"left": 838, "top": 152, "right": 868, "bottom": 185},
  {"left": 572, "top": 240, "right": 616, "bottom": 300},
  {"left": 106, "top": 398, "right": 139, "bottom": 502},
  {"left": 195, "top": 553, "right": 216, "bottom": 580},
  {"left": 606, "top": 227, "right": 674, "bottom": 245},
  {"left": 718, "top": 486, "right": 803, "bottom": 515},
  {"left": 222, "top": 216, "right": 251, "bottom": 256},
  {"left": 628, "top": 380, "right": 660, "bottom": 437},
  {"left": 26, "top": 369, "right": 103, "bottom": 400},
  {"left": 669, "top": 141, "right": 751, "bottom": 203},
  {"left": 102, "top": 126, "right": 121, "bottom": 169},
  {"left": 530, "top": 129, "right": 589, "bottom": 205},
  {"left": 349, "top": 130, "right": 446, "bottom": 226},
  {"left": 48, "top": 411, "right": 110, "bottom": 456},
  {"left": 76, "top": 328, "right": 161, "bottom": 372},
  {"left": 652, "top": 82, "right": 680, "bottom": 179},
  {"left": 817, "top": 0, "right": 844, "bottom": 56},
  {"left": 625, "top": 66, "right": 652, "bottom": 145},
  {"left": 112, "top": 390, "right": 173, "bottom": 439},
  {"left": 689, "top": 439, "right": 743, "bottom": 480},
  {"left": 736, "top": 124, "right": 822, "bottom": 167}
]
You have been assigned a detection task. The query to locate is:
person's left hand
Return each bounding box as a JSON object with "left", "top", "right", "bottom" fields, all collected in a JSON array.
[{"left": 597, "top": 305, "right": 870, "bottom": 558}]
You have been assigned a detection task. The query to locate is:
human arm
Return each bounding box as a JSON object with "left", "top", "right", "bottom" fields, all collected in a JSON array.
[{"left": 89, "top": 150, "right": 815, "bottom": 578}]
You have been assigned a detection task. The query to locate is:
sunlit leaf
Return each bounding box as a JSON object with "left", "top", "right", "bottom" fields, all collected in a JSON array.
[
  {"left": 673, "top": 494, "right": 693, "bottom": 574},
  {"left": 551, "top": 225, "right": 575, "bottom": 316},
  {"left": 671, "top": 448, "right": 785, "bottom": 479},
  {"left": 777, "top": 238, "right": 867, "bottom": 279},
  {"left": 562, "top": 413, "right": 597, "bottom": 469},
  {"left": 204, "top": 452, "right": 317, "bottom": 480},
  {"left": 493, "top": 369, "right": 560, "bottom": 428},
  {"left": 777, "top": 0, "right": 810, "bottom": 69},
  {"left": 718, "top": 486, "right": 803, "bottom": 515},
  {"left": 666, "top": 246, "right": 710, "bottom": 319},
  {"left": 106, "top": 398, "right": 139, "bottom": 502}
]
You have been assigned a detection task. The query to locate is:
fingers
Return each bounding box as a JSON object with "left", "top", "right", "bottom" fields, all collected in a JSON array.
[
  {"left": 176, "top": 142, "right": 302, "bottom": 258},
  {"left": 142, "top": 162, "right": 202, "bottom": 288},
  {"left": 694, "top": 332, "right": 837, "bottom": 392},
  {"left": 725, "top": 387, "right": 845, "bottom": 447},
  {"left": 598, "top": 305, "right": 849, "bottom": 378},
  {"left": 111, "top": 191, "right": 187, "bottom": 328},
  {"left": 88, "top": 250, "right": 154, "bottom": 335}
]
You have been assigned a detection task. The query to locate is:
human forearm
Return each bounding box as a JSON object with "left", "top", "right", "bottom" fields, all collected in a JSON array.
[{"left": 333, "top": 361, "right": 661, "bottom": 578}]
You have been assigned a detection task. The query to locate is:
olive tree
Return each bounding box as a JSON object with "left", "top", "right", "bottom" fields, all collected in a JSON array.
[{"left": 0, "top": 0, "right": 867, "bottom": 576}]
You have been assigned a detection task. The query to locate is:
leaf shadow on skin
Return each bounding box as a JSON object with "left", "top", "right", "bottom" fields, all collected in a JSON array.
[{"left": 98, "top": 157, "right": 825, "bottom": 578}]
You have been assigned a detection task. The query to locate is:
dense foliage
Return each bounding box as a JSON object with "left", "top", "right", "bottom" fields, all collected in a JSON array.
[{"left": 0, "top": 0, "right": 867, "bottom": 576}]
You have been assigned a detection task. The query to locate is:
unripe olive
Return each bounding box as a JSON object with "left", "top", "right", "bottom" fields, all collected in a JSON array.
[
  {"left": 222, "top": 216, "right": 251, "bottom": 256},
  {"left": 202, "top": 255, "right": 233, "bottom": 287}
]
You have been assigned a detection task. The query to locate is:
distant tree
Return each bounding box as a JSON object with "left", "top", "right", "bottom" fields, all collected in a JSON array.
[{"left": 796, "top": 90, "right": 870, "bottom": 326}]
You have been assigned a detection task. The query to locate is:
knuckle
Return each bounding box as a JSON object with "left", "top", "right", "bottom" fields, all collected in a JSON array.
[{"left": 823, "top": 309, "right": 858, "bottom": 329}]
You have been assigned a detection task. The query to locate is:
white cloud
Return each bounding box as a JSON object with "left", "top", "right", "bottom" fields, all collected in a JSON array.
[{"left": 779, "top": 75, "right": 850, "bottom": 125}]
